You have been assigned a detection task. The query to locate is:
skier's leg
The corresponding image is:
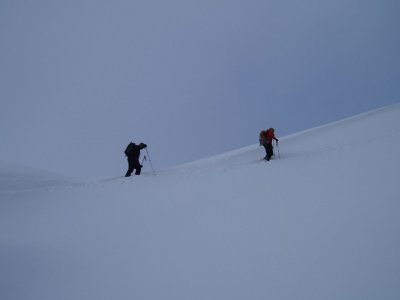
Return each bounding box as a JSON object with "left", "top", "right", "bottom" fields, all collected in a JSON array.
[
  {"left": 263, "top": 144, "right": 268, "bottom": 159},
  {"left": 125, "top": 158, "right": 135, "bottom": 177},
  {"left": 266, "top": 144, "right": 273, "bottom": 161},
  {"left": 133, "top": 158, "right": 142, "bottom": 175}
]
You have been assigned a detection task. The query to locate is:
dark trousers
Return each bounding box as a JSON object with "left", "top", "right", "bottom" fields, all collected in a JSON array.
[
  {"left": 263, "top": 143, "right": 274, "bottom": 161},
  {"left": 125, "top": 157, "right": 142, "bottom": 177}
]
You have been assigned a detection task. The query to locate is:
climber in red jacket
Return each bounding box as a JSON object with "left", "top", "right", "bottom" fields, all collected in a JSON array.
[{"left": 259, "top": 128, "right": 279, "bottom": 161}]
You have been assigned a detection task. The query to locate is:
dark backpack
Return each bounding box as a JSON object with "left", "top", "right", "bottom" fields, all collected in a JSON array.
[
  {"left": 124, "top": 142, "right": 135, "bottom": 156},
  {"left": 259, "top": 130, "right": 267, "bottom": 144}
]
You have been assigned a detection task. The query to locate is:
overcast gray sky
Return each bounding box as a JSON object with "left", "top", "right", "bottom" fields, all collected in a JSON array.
[{"left": 1, "top": 0, "right": 399, "bottom": 178}]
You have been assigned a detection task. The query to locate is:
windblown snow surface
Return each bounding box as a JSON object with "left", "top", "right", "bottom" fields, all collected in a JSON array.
[{"left": 1, "top": 104, "right": 400, "bottom": 300}]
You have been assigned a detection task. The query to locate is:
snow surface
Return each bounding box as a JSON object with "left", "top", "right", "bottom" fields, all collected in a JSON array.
[
  {"left": 1, "top": 104, "right": 400, "bottom": 300},
  {"left": 0, "top": 162, "right": 79, "bottom": 195}
]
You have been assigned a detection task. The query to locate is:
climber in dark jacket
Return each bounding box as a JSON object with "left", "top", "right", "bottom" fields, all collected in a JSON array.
[{"left": 124, "top": 142, "right": 147, "bottom": 176}]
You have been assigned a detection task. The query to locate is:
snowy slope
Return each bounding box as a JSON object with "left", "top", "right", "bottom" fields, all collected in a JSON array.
[
  {"left": 1, "top": 104, "right": 400, "bottom": 300},
  {"left": 0, "top": 161, "right": 79, "bottom": 195}
]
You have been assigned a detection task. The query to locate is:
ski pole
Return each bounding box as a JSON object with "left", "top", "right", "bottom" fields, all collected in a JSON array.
[
  {"left": 276, "top": 141, "right": 281, "bottom": 159},
  {"left": 145, "top": 147, "right": 156, "bottom": 176},
  {"left": 141, "top": 155, "right": 147, "bottom": 165}
]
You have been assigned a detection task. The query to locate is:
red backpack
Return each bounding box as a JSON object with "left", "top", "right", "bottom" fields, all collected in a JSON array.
[{"left": 259, "top": 130, "right": 267, "bottom": 144}]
